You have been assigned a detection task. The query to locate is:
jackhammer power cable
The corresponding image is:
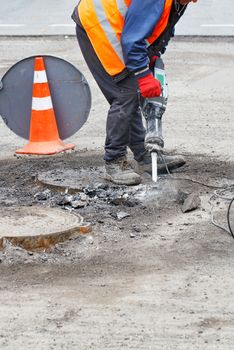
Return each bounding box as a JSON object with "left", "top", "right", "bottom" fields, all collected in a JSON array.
[
  {"left": 158, "top": 151, "right": 227, "bottom": 189},
  {"left": 227, "top": 197, "right": 234, "bottom": 238},
  {"left": 159, "top": 152, "right": 234, "bottom": 238},
  {"left": 209, "top": 189, "right": 234, "bottom": 239}
]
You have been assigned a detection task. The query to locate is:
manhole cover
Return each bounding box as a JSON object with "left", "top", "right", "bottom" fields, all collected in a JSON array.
[
  {"left": 37, "top": 168, "right": 105, "bottom": 192},
  {"left": 0, "top": 206, "right": 91, "bottom": 250}
]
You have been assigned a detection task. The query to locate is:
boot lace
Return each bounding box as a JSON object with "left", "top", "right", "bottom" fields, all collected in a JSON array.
[{"left": 120, "top": 159, "right": 132, "bottom": 171}]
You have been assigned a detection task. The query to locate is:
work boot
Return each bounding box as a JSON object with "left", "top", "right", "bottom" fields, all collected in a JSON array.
[
  {"left": 105, "top": 156, "right": 141, "bottom": 186},
  {"left": 136, "top": 151, "right": 186, "bottom": 175}
]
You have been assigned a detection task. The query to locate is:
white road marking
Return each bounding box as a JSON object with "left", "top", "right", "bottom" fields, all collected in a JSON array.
[
  {"left": 0, "top": 24, "right": 74, "bottom": 28},
  {"left": 201, "top": 24, "right": 234, "bottom": 27},
  {"left": 49, "top": 24, "right": 75, "bottom": 27},
  {"left": 0, "top": 24, "right": 25, "bottom": 27}
]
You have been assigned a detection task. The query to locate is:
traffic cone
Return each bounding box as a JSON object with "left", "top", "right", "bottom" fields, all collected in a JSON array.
[{"left": 16, "top": 56, "right": 75, "bottom": 155}]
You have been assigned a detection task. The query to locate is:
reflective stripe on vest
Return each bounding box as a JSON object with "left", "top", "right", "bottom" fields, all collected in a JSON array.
[
  {"left": 78, "top": 0, "right": 173, "bottom": 76},
  {"left": 147, "top": 0, "right": 173, "bottom": 45}
]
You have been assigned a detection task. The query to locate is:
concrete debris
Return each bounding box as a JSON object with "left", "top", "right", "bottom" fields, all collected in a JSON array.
[
  {"left": 182, "top": 192, "right": 201, "bottom": 213},
  {"left": 34, "top": 189, "right": 51, "bottom": 201},
  {"left": 87, "top": 236, "right": 94, "bottom": 245},
  {"left": 34, "top": 183, "right": 141, "bottom": 210},
  {"left": 176, "top": 190, "right": 189, "bottom": 205},
  {"left": 79, "top": 193, "right": 89, "bottom": 201},
  {"left": 40, "top": 255, "right": 48, "bottom": 263},
  {"left": 96, "top": 183, "right": 109, "bottom": 190},
  {"left": 55, "top": 193, "right": 89, "bottom": 208},
  {"left": 177, "top": 190, "right": 201, "bottom": 213},
  {"left": 117, "top": 211, "right": 130, "bottom": 220},
  {"left": 63, "top": 195, "right": 74, "bottom": 205},
  {"left": 132, "top": 226, "right": 141, "bottom": 233},
  {"left": 83, "top": 187, "right": 98, "bottom": 198},
  {"left": 70, "top": 200, "right": 87, "bottom": 209}
]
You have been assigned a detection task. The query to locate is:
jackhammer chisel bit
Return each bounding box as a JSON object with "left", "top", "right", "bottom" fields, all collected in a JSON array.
[{"left": 140, "top": 57, "right": 168, "bottom": 182}]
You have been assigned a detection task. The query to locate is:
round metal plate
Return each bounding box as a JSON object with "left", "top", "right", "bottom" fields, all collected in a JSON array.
[{"left": 0, "top": 55, "right": 91, "bottom": 140}]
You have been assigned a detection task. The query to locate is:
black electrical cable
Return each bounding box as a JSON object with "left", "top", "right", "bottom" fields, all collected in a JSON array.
[
  {"left": 227, "top": 197, "right": 234, "bottom": 239},
  {"left": 158, "top": 151, "right": 224, "bottom": 189},
  {"left": 159, "top": 152, "right": 234, "bottom": 239}
]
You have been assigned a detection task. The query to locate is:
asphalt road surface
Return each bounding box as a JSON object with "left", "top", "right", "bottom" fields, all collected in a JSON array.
[
  {"left": 0, "top": 36, "right": 234, "bottom": 350},
  {"left": 0, "top": 0, "right": 233, "bottom": 36},
  {"left": 0, "top": 36, "right": 233, "bottom": 160}
]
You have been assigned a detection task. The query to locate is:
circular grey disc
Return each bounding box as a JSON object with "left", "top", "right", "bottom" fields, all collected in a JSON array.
[
  {"left": 37, "top": 168, "right": 105, "bottom": 192},
  {"left": 0, "top": 55, "right": 91, "bottom": 140},
  {"left": 0, "top": 206, "right": 83, "bottom": 238}
]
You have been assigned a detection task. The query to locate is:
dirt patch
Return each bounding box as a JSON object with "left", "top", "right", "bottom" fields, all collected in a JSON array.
[
  {"left": 0, "top": 150, "right": 233, "bottom": 263},
  {"left": 0, "top": 152, "right": 233, "bottom": 350}
]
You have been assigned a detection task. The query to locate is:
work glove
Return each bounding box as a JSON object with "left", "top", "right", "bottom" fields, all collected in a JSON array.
[
  {"left": 137, "top": 73, "right": 161, "bottom": 98},
  {"left": 149, "top": 55, "right": 159, "bottom": 70}
]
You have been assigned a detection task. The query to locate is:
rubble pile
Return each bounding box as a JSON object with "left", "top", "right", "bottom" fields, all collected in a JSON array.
[{"left": 34, "top": 183, "right": 141, "bottom": 210}]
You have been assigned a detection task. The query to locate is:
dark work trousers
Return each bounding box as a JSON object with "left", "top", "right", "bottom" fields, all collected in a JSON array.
[{"left": 75, "top": 23, "right": 146, "bottom": 162}]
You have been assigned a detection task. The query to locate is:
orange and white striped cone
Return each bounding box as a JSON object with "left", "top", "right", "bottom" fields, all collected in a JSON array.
[{"left": 16, "top": 56, "right": 75, "bottom": 155}]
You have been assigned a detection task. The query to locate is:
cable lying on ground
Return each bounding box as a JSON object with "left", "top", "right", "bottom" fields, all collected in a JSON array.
[{"left": 159, "top": 152, "right": 234, "bottom": 238}]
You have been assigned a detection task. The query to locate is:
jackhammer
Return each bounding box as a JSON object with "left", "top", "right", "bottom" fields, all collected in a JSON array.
[{"left": 140, "top": 57, "right": 168, "bottom": 182}]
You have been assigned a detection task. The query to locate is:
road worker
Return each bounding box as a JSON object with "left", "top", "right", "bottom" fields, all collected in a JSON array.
[{"left": 72, "top": 0, "right": 198, "bottom": 185}]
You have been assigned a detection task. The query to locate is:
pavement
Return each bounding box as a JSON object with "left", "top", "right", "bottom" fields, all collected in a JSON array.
[
  {"left": 0, "top": 11, "right": 234, "bottom": 350},
  {"left": 0, "top": 0, "right": 233, "bottom": 36},
  {"left": 176, "top": 0, "right": 234, "bottom": 36}
]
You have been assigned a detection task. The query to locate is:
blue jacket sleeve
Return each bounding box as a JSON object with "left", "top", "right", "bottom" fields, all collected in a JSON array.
[{"left": 121, "top": 0, "right": 165, "bottom": 74}]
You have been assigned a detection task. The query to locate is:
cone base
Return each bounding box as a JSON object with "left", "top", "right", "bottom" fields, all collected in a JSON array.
[{"left": 16, "top": 140, "right": 75, "bottom": 155}]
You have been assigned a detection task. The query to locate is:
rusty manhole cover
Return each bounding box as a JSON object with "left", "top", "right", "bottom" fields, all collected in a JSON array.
[{"left": 0, "top": 206, "right": 91, "bottom": 250}]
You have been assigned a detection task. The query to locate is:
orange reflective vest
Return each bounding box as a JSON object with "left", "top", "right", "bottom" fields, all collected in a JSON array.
[{"left": 78, "top": 0, "right": 173, "bottom": 76}]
